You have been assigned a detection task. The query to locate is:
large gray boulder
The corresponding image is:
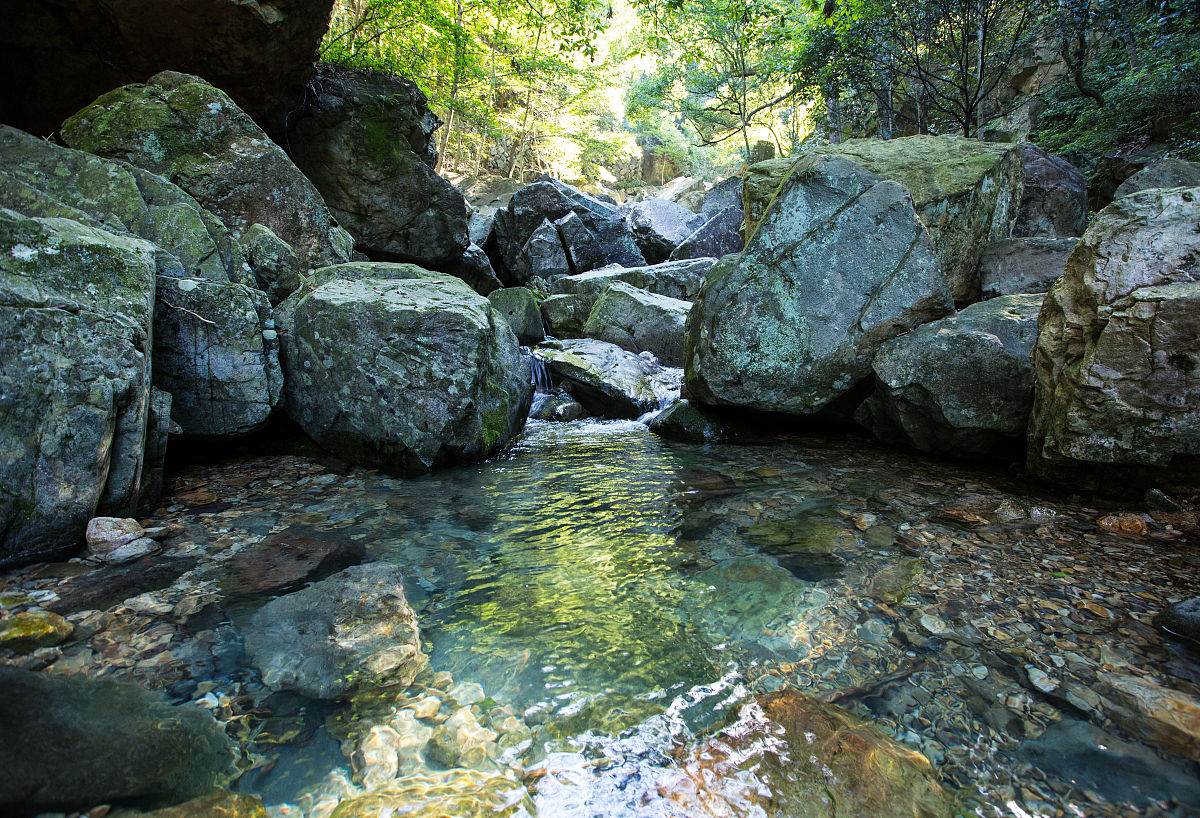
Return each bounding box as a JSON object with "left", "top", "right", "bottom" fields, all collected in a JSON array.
[
  {"left": 669, "top": 206, "right": 745, "bottom": 261},
  {"left": 0, "top": 667, "right": 233, "bottom": 811},
  {"left": 583, "top": 282, "right": 691, "bottom": 366},
  {"left": 743, "top": 137, "right": 1022, "bottom": 304},
  {"left": 537, "top": 339, "right": 681, "bottom": 418},
  {"left": 0, "top": 210, "right": 155, "bottom": 565},
  {"left": 277, "top": 262, "right": 532, "bottom": 472},
  {"left": 517, "top": 218, "right": 571, "bottom": 280},
  {"left": 61, "top": 71, "right": 352, "bottom": 280},
  {"left": 685, "top": 154, "right": 952, "bottom": 415},
  {"left": 243, "top": 563, "right": 426, "bottom": 700},
  {"left": 553, "top": 258, "right": 717, "bottom": 303},
  {"left": 492, "top": 177, "right": 644, "bottom": 281},
  {"left": 978, "top": 237, "right": 1077, "bottom": 299},
  {"left": 702, "top": 176, "right": 743, "bottom": 216},
  {"left": 1028, "top": 187, "right": 1200, "bottom": 489},
  {"left": 285, "top": 65, "right": 470, "bottom": 268},
  {"left": 0, "top": 125, "right": 284, "bottom": 438},
  {"left": 622, "top": 197, "right": 705, "bottom": 263},
  {"left": 540, "top": 293, "right": 591, "bottom": 338},
  {"left": 1012, "top": 144, "right": 1088, "bottom": 238},
  {"left": 488, "top": 286, "right": 544, "bottom": 345},
  {"left": 857, "top": 294, "right": 1043, "bottom": 458},
  {"left": 1113, "top": 158, "right": 1200, "bottom": 200}
]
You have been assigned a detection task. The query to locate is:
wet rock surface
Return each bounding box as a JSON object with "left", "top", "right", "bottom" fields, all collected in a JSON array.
[{"left": 536, "top": 339, "right": 682, "bottom": 418}]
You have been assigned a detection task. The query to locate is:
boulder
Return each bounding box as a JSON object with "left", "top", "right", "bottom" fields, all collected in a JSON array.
[
  {"left": 702, "top": 176, "right": 743, "bottom": 216},
  {"left": 61, "top": 71, "right": 352, "bottom": 277},
  {"left": 622, "top": 198, "right": 705, "bottom": 263},
  {"left": 648, "top": 399, "right": 735, "bottom": 443},
  {"left": 243, "top": 563, "right": 426, "bottom": 699},
  {"left": 0, "top": 0, "right": 335, "bottom": 138},
  {"left": 286, "top": 65, "right": 470, "bottom": 267},
  {"left": 583, "top": 281, "right": 691, "bottom": 366},
  {"left": 0, "top": 210, "right": 156, "bottom": 565},
  {"left": 536, "top": 339, "right": 681, "bottom": 418},
  {"left": 978, "top": 237, "right": 1076, "bottom": 299},
  {"left": 0, "top": 667, "right": 233, "bottom": 811},
  {"left": 540, "top": 293, "right": 591, "bottom": 338},
  {"left": 518, "top": 218, "right": 571, "bottom": 280},
  {"left": 277, "top": 262, "right": 532, "bottom": 472},
  {"left": 1156, "top": 597, "right": 1200, "bottom": 643},
  {"left": 154, "top": 276, "right": 283, "bottom": 438},
  {"left": 857, "top": 294, "right": 1043, "bottom": 458},
  {"left": 492, "top": 177, "right": 644, "bottom": 280},
  {"left": 660, "top": 691, "right": 951, "bottom": 817},
  {"left": 241, "top": 223, "right": 302, "bottom": 305},
  {"left": 554, "top": 210, "right": 608, "bottom": 274},
  {"left": 745, "top": 137, "right": 1023, "bottom": 303},
  {"left": 1113, "top": 157, "right": 1200, "bottom": 200},
  {"left": 669, "top": 206, "right": 745, "bottom": 261},
  {"left": 0, "top": 126, "right": 283, "bottom": 438},
  {"left": 488, "top": 287, "right": 545, "bottom": 345},
  {"left": 553, "top": 258, "right": 717, "bottom": 303},
  {"left": 1012, "top": 144, "right": 1088, "bottom": 238},
  {"left": 685, "top": 155, "right": 952, "bottom": 415},
  {"left": 445, "top": 243, "right": 504, "bottom": 295},
  {"left": 1028, "top": 187, "right": 1200, "bottom": 489}
]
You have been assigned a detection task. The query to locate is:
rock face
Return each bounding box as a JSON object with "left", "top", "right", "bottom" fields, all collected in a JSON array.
[
  {"left": 492, "top": 177, "right": 644, "bottom": 281},
  {"left": 0, "top": 0, "right": 335, "bottom": 138},
  {"left": 978, "top": 237, "right": 1077, "bottom": 299},
  {"left": 540, "top": 293, "right": 591, "bottom": 338},
  {"left": 553, "top": 258, "right": 717, "bottom": 303},
  {"left": 286, "top": 65, "right": 470, "bottom": 268},
  {"left": 0, "top": 210, "right": 156, "bottom": 565},
  {"left": 685, "top": 154, "right": 952, "bottom": 415},
  {"left": 0, "top": 667, "right": 233, "bottom": 811},
  {"left": 1028, "top": 187, "right": 1200, "bottom": 489},
  {"left": 583, "top": 282, "right": 691, "bottom": 366},
  {"left": 1113, "top": 158, "right": 1200, "bottom": 199},
  {"left": 0, "top": 126, "right": 284, "bottom": 439},
  {"left": 1012, "top": 144, "right": 1088, "bottom": 238},
  {"left": 743, "top": 137, "right": 1022, "bottom": 304},
  {"left": 61, "top": 71, "right": 352, "bottom": 279},
  {"left": 622, "top": 198, "right": 705, "bottom": 263},
  {"left": 277, "top": 262, "right": 532, "bottom": 472},
  {"left": 857, "top": 294, "right": 1043, "bottom": 458},
  {"left": 702, "top": 176, "right": 743, "bottom": 216},
  {"left": 669, "top": 206, "right": 745, "bottom": 261},
  {"left": 487, "top": 287, "right": 545, "bottom": 345},
  {"left": 537, "top": 339, "right": 681, "bottom": 418},
  {"left": 243, "top": 563, "right": 426, "bottom": 700}
]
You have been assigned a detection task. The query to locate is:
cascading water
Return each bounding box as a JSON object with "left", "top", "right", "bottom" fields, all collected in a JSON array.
[{"left": 525, "top": 348, "right": 554, "bottom": 393}]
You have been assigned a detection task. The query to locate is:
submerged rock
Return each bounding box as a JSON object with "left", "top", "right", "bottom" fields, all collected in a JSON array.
[
  {"left": 0, "top": 667, "right": 233, "bottom": 811},
  {"left": 286, "top": 65, "right": 470, "bottom": 268},
  {"left": 537, "top": 339, "right": 681, "bottom": 418},
  {"left": 0, "top": 210, "right": 156, "bottom": 564},
  {"left": 583, "top": 281, "right": 691, "bottom": 366},
  {"left": 278, "top": 262, "right": 531, "bottom": 472},
  {"left": 1156, "top": 596, "right": 1200, "bottom": 643},
  {"left": 243, "top": 563, "right": 426, "bottom": 700},
  {"left": 1027, "top": 187, "right": 1200, "bottom": 490},
  {"left": 685, "top": 154, "right": 952, "bottom": 416},
  {"left": 978, "top": 237, "right": 1076, "bottom": 299},
  {"left": 857, "top": 294, "right": 1042, "bottom": 459},
  {"left": 0, "top": 610, "right": 73, "bottom": 653},
  {"left": 61, "top": 71, "right": 352, "bottom": 278}
]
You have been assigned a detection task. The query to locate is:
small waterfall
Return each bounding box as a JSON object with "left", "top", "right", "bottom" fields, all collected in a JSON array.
[{"left": 525, "top": 349, "right": 554, "bottom": 393}]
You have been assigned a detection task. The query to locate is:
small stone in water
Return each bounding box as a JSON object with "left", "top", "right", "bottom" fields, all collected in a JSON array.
[
  {"left": 0, "top": 610, "right": 73, "bottom": 653},
  {"left": 1097, "top": 514, "right": 1148, "bottom": 537},
  {"left": 413, "top": 696, "right": 441, "bottom": 719},
  {"left": 450, "top": 681, "right": 486, "bottom": 706},
  {"left": 98, "top": 537, "right": 161, "bottom": 565},
  {"left": 1026, "top": 665, "right": 1059, "bottom": 693}
]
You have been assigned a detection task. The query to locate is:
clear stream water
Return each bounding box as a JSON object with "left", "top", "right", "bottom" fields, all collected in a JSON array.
[{"left": 55, "top": 419, "right": 1200, "bottom": 815}]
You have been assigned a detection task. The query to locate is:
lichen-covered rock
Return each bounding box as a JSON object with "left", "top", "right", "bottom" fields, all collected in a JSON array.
[
  {"left": 286, "top": 65, "right": 469, "bottom": 267},
  {"left": 0, "top": 667, "right": 233, "bottom": 811},
  {"left": 540, "top": 293, "right": 591, "bottom": 338},
  {"left": 243, "top": 563, "right": 426, "bottom": 699},
  {"left": 979, "top": 237, "right": 1076, "bottom": 299},
  {"left": 553, "top": 258, "right": 717, "bottom": 303},
  {"left": 744, "top": 137, "right": 1022, "bottom": 303},
  {"left": 1113, "top": 158, "right": 1200, "bottom": 200},
  {"left": 492, "top": 177, "right": 644, "bottom": 280},
  {"left": 241, "top": 223, "right": 301, "bottom": 305},
  {"left": 0, "top": 210, "right": 156, "bottom": 565},
  {"left": 277, "top": 262, "right": 532, "bottom": 471},
  {"left": 537, "top": 339, "right": 681, "bottom": 418},
  {"left": 685, "top": 155, "right": 952, "bottom": 415},
  {"left": 583, "top": 281, "right": 691, "bottom": 366},
  {"left": 622, "top": 198, "right": 705, "bottom": 263},
  {"left": 669, "top": 206, "right": 745, "bottom": 261},
  {"left": 61, "top": 71, "right": 352, "bottom": 273},
  {"left": 857, "top": 294, "right": 1043, "bottom": 458},
  {"left": 1028, "top": 187, "right": 1200, "bottom": 490},
  {"left": 1012, "top": 144, "right": 1088, "bottom": 238},
  {"left": 487, "top": 286, "right": 544, "bottom": 344},
  {"left": 154, "top": 277, "right": 282, "bottom": 437}
]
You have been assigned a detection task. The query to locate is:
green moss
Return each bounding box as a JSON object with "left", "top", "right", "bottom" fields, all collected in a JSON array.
[{"left": 481, "top": 403, "right": 509, "bottom": 450}]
